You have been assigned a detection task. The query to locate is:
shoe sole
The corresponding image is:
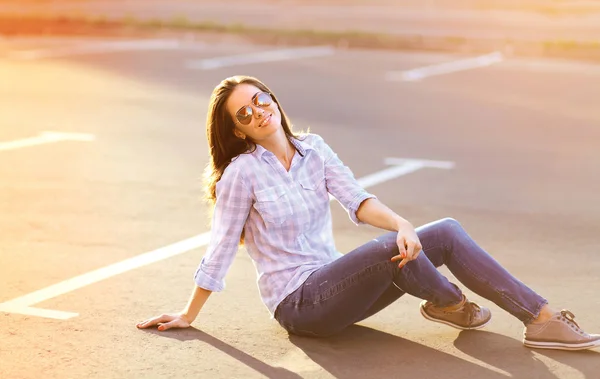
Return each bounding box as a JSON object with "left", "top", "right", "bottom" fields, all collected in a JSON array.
[
  {"left": 523, "top": 339, "right": 600, "bottom": 351},
  {"left": 419, "top": 302, "right": 491, "bottom": 331}
]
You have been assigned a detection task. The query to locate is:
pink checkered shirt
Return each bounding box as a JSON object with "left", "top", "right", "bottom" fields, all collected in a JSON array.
[{"left": 194, "top": 133, "right": 376, "bottom": 316}]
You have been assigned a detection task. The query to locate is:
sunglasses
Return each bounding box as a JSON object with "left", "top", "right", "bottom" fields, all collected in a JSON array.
[{"left": 235, "top": 91, "right": 273, "bottom": 125}]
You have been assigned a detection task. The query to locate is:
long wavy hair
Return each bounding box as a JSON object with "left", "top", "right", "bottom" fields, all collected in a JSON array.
[{"left": 203, "top": 75, "right": 301, "bottom": 244}]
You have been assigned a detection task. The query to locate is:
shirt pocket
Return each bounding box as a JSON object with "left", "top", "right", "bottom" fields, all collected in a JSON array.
[
  {"left": 298, "top": 171, "right": 326, "bottom": 192},
  {"left": 254, "top": 185, "right": 293, "bottom": 225},
  {"left": 298, "top": 171, "right": 329, "bottom": 224}
]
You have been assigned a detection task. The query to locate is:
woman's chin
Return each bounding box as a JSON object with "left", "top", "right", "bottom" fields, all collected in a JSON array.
[{"left": 253, "top": 123, "right": 282, "bottom": 139}]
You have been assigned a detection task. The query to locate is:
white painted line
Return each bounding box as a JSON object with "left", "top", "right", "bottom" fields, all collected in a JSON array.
[
  {"left": 0, "top": 233, "right": 213, "bottom": 320},
  {"left": 329, "top": 157, "right": 454, "bottom": 201},
  {"left": 386, "top": 52, "right": 504, "bottom": 82},
  {"left": 0, "top": 157, "right": 454, "bottom": 319},
  {"left": 357, "top": 159, "right": 427, "bottom": 188},
  {"left": 8, "top": 39, "right": 206, "bottom": 60},
  {"left": 186, "top": 46, "right": 335, "bottom": 70},
  {"left": 383, "top": 157, "right": 455, "bottom": 170},
  {"left": 0, "top": 131, "right": 95, "bottom": 152},
  {"left": 0, "top": 305, "right": 78, "bottom": 320}
]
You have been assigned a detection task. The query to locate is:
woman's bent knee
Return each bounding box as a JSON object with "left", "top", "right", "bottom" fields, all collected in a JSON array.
[
  {"left": 367, "top": 232, "right": 399, "bottom": 260},
  {"left": 435, "top": 217, "right": 464, "bottom": 238}
]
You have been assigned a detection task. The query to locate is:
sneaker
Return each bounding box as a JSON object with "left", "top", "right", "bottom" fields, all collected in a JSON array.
[
  {"left": 420, "top": 295, "right": 492, "bottom": 330},
  {"left": 523, "top": 309, "right": 600, "bottom": 351}
]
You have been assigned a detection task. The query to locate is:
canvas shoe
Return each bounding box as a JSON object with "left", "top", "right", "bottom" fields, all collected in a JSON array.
[
  {"left": 524, "top": 309, "right": 600, "bottom": 351},
  {"left": 420, "top": 295, "right": 492, "bottom": 330}
]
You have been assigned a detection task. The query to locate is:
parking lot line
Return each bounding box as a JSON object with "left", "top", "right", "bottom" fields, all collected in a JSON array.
[
  {"left": 0, "top": 157, "right": 454, "bottom": 320},
  {"left": 7, "top": 39, "right": 206, "bottom": 60},
  {"left": 185, "top": 46, "right": 335, "bottom": 70},
  {"left": 0, "top": 234, "right": 212, "bottom": 319},
  {"left": 0, "top": 305, "right": 79, "bottom": 319},
  {"left": 386, "top": 51, "right": 504, "bottom": 81},
  {"left": 0, "top": 131, "right": 95, "bottom": 152}
]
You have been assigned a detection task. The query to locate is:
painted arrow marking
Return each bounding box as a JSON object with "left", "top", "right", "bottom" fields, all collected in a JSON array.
[
  {"left": 0, "top": 157, "right": 454, "bottom": 319},
  {"left": 0, "top": 131, "right": 95, "bottom": 152}
]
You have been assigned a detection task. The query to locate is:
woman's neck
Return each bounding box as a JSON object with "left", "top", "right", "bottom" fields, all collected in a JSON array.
[{"left": 258, "top": 132, "right": 294, "bottom": 169}]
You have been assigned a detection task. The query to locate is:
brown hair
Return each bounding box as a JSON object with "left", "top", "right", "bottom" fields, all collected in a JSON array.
[{"left": 203, "top": 75, "right": 301, "bottom": 243}]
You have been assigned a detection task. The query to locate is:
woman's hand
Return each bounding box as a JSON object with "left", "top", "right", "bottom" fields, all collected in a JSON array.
[
  {"left": 136, "top": 312, "right": 191, "bottom": 331},
  {"left": 390, "top": 223, "right": 422, "bottom": 269},
  {"left": 354, "top": 199, "right": 422, "bottom": 268}
]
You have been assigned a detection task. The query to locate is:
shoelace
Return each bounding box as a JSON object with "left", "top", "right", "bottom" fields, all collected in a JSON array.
[
  {"left": 463, "top": 301, "right": 481, "bottom": 324},
  {"left": 560, "top": 309, "right": 582, "bottom": 331}
]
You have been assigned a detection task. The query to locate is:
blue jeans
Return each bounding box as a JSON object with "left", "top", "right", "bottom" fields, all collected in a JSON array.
[{"left": 274, "top": 218, "right": 548, "bottom": 337}]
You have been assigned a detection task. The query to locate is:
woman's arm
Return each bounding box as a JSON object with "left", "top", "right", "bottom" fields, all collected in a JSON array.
[
  {"left": 356, "top": 197, "right": 422, "bottom": 269},
  {"left": 137, "top": 285, "right": 212, "bottom": 331},
  {"left": 182, "top": 285, "right": 212, "bottom": 323},
  {"left": 137, "top": 163, "right": 251, "bottom": 332},
  {"left": 355, "top": 197, "right": 411, "bottom": 232}
]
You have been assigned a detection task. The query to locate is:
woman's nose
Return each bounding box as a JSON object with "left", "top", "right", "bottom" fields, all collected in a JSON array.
[{"left": 253, "top": 107, "right": 265, "bottom": 119}]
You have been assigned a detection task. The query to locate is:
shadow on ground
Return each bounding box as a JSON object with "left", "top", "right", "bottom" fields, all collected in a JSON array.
[
  {"left": 288, "top": 325, "right": 599, "bottom": 379},
  {"left": 140, "top": 327, "right": 301, "bottom": 379},
  {"left": 454, "top": 330, "right": 600, "bottom": 379},
  {"left": 142, "top": 325, "right": 599, "bottom": 379}
]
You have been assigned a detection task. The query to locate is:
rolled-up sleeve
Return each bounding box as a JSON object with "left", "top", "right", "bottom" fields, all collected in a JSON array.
[
  {"left": 313, "top": 135, "right": 376, "bottom": 225},
  {"left": 194, "top": 164, "right": 252, "bottom": 291}
]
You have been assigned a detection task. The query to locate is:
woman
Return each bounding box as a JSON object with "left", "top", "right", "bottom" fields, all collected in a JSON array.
[{"left": 137, "top": 75, "right": 599, "bottom": 351}]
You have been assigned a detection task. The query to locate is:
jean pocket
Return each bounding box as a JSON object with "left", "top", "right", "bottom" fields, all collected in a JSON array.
[{"left": 254, "top": 185, "right": 293, "bottom": 225}]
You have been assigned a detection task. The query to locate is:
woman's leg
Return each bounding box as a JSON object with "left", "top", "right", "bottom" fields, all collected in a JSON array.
[
  {"left": 275, "top": 230, "right": 465, "bottom": 337},
  {"left": 416, "top": 218, "right": 547, "bottom": 324},
  {"left": 419, "top": 218, "right": 600, "bottom": 350}
]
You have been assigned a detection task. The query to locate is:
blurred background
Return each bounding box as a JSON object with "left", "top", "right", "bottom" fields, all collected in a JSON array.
[{"left": 2, "top": 1, "right": 600, "bottom": 379}]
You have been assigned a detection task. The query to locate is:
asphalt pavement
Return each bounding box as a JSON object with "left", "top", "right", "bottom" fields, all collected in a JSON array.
[{"left": 1, "top": 36, "right": 600, "bottom": 378}]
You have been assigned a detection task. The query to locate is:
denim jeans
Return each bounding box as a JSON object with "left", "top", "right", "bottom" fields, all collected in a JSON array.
[{"left": 274, "top": 218, "right": 548, "bottom": 337}]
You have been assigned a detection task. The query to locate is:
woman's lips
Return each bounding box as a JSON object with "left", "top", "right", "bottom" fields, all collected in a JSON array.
[{"left": 259, "top": 113, "right": 272, "bottom": 127}]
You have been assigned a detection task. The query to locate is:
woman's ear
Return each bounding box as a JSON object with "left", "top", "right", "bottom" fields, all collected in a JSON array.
[{"left": 234, "top": 129, "right": 246, "bottom": 140}]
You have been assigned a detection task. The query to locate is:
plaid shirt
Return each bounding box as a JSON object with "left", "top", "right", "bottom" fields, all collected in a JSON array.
[{"left": 194, "top": 133, "right": 376, "bottom": 316}]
